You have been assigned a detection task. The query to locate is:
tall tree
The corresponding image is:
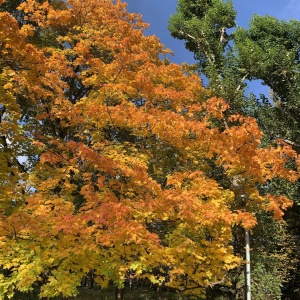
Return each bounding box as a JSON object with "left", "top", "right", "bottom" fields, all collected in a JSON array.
[
  {"left": 0, "top": 1, "right": 299, "bottom": 299},
  {"left": 168, "top": 0, "right": 248, "bottom": 113},
  {"left": 235, "top": 15, "right": 300, "bottom": 145}
]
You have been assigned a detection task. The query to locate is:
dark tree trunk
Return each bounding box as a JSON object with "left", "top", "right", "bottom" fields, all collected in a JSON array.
[{"left": 115, "top": 287, "right": 125, "bottom": 300}]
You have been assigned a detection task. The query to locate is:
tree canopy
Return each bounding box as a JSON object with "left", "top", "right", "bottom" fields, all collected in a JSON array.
[{"left": 0, "top": 0, "right": 299, "bottom": 299}]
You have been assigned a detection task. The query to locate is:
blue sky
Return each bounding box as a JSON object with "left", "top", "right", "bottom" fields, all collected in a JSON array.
[{"left": 125, "top": 0, "right": 300, "bottom": 95}]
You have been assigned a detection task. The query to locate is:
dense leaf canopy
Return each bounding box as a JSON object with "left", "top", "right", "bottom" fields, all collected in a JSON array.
[{"left": 0, "top": 0, "right": 299, "bottom": 298}]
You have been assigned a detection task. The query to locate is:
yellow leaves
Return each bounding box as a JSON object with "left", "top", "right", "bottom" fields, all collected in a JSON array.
[
  {"left": 1, "top": 0, "right": 299, "bottom": 298},
  {"left": 3, "top": 82, "right": 13, "bottom": 90},
  {"left": 20, "top": 24, "right": 35, "bottom": 37},
  {"left": 16, "top": 263, "right": 43, "bottom": 291},
  {"left": 164, "top": 227, "right": 238, "bottom": 292}
]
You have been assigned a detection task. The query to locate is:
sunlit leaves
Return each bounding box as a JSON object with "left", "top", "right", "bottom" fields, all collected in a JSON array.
[{"left": 0, "top": 0, "right": 299, "bottom": 299}]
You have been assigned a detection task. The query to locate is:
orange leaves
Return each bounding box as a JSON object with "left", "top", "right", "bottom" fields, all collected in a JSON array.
[
  {"left": 1, "top": 0, "right": 299, "bottom": 298},
  {"left": 235, "top": 210, "right": 258, "bottom": 229},
  {"left": 201, "top": 111, "right": 300, "bottom": 187},
  {"left": 158, "top": 171, "right": 235, "bottom": 230},
  {"left": 0, "top": 12, "right": 27, "bottom": 60},
  {"left": 234, "top": 193, "right": 293, "bottom": 228},
  {"left": 129, "top": 62, "right": 202, "bottom": 110},
  {"left": 40, "top": 152, "right": 63, "bottom": 165},
  {"left": 204, "top": 97, "right": 230, "bottom": 119},
  {"left": 18, "top": 0, "right": 72, "bottom": 29},
  {"left": 257, "top": 142, "right": 299, "bottom": 182},
  {"left": 265, "top": 194, "right": 293, "bottom": 220},
  {"left": 218, "top": 115, "right": 262, "bottom": 172}
]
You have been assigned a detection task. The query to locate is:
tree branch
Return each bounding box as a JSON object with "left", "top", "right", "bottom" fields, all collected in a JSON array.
[{"left": 236, "top": 72, "right": 250, "bottom": 93}]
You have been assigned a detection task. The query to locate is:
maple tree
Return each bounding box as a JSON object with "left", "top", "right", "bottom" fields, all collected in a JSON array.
[{"left": 0, "top": 0, "right": 299, "bottom": 299}]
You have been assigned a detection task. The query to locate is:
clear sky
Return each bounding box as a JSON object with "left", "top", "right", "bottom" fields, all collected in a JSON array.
[{"left": 125, "top": 0, "right": 300, "bottom": 95}]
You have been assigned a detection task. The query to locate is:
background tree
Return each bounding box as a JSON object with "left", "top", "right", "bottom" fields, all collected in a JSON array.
[{"left": 168, "top": 0, "right": 248, "bottom": 113}]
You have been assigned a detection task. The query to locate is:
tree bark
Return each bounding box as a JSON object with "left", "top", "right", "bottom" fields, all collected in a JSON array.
[{"left": 115, "top": 287, "right": 125, "bottom": 300}]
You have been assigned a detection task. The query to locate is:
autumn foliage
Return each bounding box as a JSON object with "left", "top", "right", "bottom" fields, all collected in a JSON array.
[{"left": 0, "top": 0, "right": 299, "bottom": 298}]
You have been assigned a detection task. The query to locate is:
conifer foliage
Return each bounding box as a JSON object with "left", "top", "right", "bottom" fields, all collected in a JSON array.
[{"left": 0, "top": 0, "right": 298, "bottom": 298}]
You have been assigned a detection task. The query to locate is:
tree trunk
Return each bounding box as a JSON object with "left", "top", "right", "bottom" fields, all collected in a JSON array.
[{"left": 115, "top": 287, "right": 125, "bottom": 300}]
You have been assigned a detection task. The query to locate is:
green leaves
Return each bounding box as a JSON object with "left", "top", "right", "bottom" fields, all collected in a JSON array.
[{"left": 168, "top": 0, "right": 236, "bottom": 64}]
